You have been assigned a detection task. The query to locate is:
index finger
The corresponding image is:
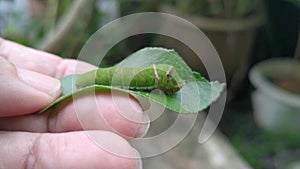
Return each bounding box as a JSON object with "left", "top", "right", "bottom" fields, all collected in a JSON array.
[{"left": 0, "top": 38, "right": 96, "bottom": 78}]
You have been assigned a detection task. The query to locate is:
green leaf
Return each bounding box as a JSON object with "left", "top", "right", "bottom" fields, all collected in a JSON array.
[{"left": 39, "top": 47, "right": 225, "bottom": 114}]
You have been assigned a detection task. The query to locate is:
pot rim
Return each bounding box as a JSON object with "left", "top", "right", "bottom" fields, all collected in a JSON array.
[{"left": 160, "top": 4, "right": 263, "bottom": 32}]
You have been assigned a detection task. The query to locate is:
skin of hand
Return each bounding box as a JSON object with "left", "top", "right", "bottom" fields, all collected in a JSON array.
[{"left": 0, "top": 38, "right": 149, "bottom": 169}]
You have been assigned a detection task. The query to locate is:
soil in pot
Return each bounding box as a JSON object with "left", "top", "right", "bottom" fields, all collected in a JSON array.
[{"left": 273, "top": 77, "right": 300, "bottom": 95}]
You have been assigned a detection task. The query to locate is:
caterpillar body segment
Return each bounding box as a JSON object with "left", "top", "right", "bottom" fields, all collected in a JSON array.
[{"left": 76, "top": 64, "right": 184, "bottom": 95}]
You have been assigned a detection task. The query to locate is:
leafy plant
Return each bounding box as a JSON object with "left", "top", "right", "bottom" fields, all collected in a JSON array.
[
  {"left": 40, "top": 47, "right": 225, "bottom": 114},
  {"left": 287, "top": 0, "right": 300, "bottom": 7}
]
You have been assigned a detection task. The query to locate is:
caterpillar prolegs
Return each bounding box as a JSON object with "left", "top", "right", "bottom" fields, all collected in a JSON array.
[{"left": 75, "top": 64, "right": 184, "bottom": 95}]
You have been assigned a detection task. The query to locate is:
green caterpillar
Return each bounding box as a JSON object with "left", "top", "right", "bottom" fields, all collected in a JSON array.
[{"left": 76, "top": 64, "right": 184, "bottom": 95}]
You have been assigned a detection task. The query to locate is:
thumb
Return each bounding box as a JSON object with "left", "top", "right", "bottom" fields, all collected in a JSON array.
[{"left": 0, "top": 56, "right": 61, "bottom": 117}]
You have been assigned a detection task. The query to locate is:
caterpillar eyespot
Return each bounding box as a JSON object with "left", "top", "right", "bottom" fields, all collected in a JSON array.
[{"left": 75, "top": 64, "right": 184, "bottom": 95}]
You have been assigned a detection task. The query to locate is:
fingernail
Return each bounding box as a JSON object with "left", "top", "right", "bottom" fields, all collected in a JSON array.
[
  {"left": 136, "top": 112, "right": 150, "bottom": 138},
  {"left": 17, "top": 68, "right": 61, "bottom": 98}
]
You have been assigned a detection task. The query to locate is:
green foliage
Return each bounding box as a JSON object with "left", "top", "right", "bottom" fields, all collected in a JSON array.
[
  {"left": 39, "top": 47, "right": 224, "bottom": 114},
  {"left": 287, "top": 0, "right": 300, "bottom": 7},
  {"left": 3, "top": 0, "right": 103, "bottom": 58},
  {"left": 48, "top": 0, "right": 103, "bottom": 58},
  {"left": 225, "top": 113, "right": 300, "bottom": 169}
]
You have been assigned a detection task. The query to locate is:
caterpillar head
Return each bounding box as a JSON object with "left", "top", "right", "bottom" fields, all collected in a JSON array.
[{"left": 155, "top": 64, "right": 184, "bottom": 95}]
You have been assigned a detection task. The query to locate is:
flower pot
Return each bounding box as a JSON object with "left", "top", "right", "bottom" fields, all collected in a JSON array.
[
  {"left": 158, "top": 5, "right": 262, "bottom": 99},
  {"left": 249, "top": 58, "right": 300, "bottom": 132}
]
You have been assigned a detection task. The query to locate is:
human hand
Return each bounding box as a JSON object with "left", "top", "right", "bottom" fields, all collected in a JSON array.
[{"left": 0, "top": 38, "right": 148, "bottom": 169}]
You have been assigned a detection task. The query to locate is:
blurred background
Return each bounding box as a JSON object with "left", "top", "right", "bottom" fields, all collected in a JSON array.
[{"left": 1, "top": 0, "right": 299, "bottom": 168}]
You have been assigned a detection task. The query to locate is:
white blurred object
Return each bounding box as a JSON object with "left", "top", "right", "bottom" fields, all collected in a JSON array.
[
  {"left": 249, "top": 58, "right": 300, "bottom": 132},
  {"left": 96, "top": 0, "right": 120, "bottom": 25},
  {"left": 0, "top": 0, "right": 30, "bottom": 35},
  {"left": 288, "top": 162, "right": 300, "bottom": 169}
]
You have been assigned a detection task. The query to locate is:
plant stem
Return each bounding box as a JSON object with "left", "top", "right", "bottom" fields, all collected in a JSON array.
[
  {"left": 44, "top": 0, "right": 58, "bottom": 31},
  {"left": 37, "top": 0, "right": 94, "bottom": 52}
]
